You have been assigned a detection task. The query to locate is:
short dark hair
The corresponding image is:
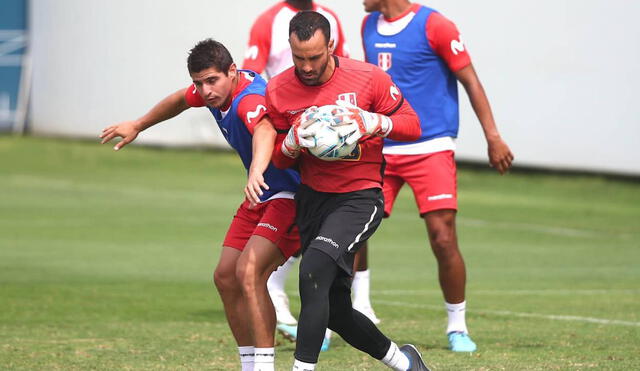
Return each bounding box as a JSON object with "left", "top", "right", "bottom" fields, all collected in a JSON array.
[
  {"left": 289, "top": 11, "right": 331, "bottom": 44},
  {"left": 187, "top": 39, "right": 233, "bottom": 75}
]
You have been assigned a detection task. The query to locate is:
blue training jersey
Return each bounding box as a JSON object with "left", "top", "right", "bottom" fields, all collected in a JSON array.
[
  {"left": 362, "top": 5, "right": 465, "bottom": 147},
  {"left": 207, "top": 71, "right": 300, "bottom": 201}
]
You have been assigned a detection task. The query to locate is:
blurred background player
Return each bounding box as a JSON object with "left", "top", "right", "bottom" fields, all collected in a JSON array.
[
  {"left": 268, "top": 11, "right": 430, "bottom": 370},
  {"left": 243, "top": 0, "right": 349, "bottom": 79},
  {"left": 100, "top": 39, "right": 301, "bottom": 371},
  {"left": 243, "top": 0, "right": 381, "bottom": 348},
  {"left": 361, "top": 0, "right": 514, "bottom": 352}
]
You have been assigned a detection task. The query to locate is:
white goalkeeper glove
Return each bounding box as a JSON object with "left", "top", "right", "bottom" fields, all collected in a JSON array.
[
  {"left": 281, "top": 108, "right": 319, "bottom": 158},
  {"left": 330, "top": 100, "right": 393, "bottom": 145}
]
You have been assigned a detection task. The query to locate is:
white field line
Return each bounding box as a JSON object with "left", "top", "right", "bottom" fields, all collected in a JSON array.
[
  {"left": 371, "top": 289, "right": 640, "bottom": 296},
  {"left": 373, "top": 300, "right": 640, "bottom": 327}
]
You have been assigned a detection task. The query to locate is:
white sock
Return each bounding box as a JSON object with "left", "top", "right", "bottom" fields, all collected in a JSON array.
[
  {"left": 352, "top": 269, "right": 372, "bottom": 308},
  {"left": 325, "top": 328, "right": 332, "bottom": 339},
  {"left": 381, "top": 342, "right": 410, "bottom": 371},
  {"left": 292, "top": 359, "right": 316, "bottom": 371},
  {"left": 238, "top": 346, "right": 254, "bottom": 371},
  {"left": 445, "top": 300, "right": 468, "bottom": 334},
  {"left": 267, "top": 256, "right": 298, "bottom": 294},
  {"left": 254, "top": 347, "right": 275, "bottom": 371}
]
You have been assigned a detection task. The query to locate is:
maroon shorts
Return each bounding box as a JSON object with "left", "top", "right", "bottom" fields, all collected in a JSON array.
[
  {"left": 383, "top": 150, "right": 457, "bottom": 217},
  {"left": 223, "top": 198, "right": 300, "bottom": 259}
]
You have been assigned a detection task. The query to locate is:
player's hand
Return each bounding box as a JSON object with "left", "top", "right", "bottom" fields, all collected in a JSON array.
[
  {"left": 487, "top": 136, "right": 514, "bottom": 174},
  {"left": 100, "top": 121, "right": 142, "bottom": 150},
  {"left": 281, "top": 113, "right": 318, "bottom": 158},
  {"left": 331, "top": 100, "right": 392, "bottom": 145},
  {"left": 245, "top": 170, "right": 269, "bottom": 208}
]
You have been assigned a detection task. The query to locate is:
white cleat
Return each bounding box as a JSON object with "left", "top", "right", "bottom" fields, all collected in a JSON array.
[{"left": 353, "top": 304, "right": 381, "bottom": 324}]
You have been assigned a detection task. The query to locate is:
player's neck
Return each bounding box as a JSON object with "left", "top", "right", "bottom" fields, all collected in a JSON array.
[
  {"left": 381, "top": 1, "right": 412, "bottom": 20},
  {"left": 286, "top": 0, "right": 313, "bottom": 11},
  {"left": 317, "top": 56, "right": 336, "bottom": 85}
]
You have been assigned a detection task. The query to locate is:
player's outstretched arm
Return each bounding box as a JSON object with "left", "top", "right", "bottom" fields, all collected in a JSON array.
[
  {"left": 100, "top": 88, "right": 190, "bottom": 151},
  {"left": 245, "top": 117, "right": 276, "bottom": 206},
  {"left": 455, "top": 64, "right": 514, "bottom": 174}
]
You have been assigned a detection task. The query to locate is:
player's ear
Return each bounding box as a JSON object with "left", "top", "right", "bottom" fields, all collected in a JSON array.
[
  {"left": 228, "top": 63, "right": 237, "bottom": 78},
  {"left": 328, "top": 39, "right": 335, "bottom": 53}
]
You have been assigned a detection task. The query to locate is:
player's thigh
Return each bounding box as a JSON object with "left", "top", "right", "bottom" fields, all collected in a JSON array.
[
  {"left": 223, "top": 200, "right": 260, "bottom": 253},
  {"left": 310, "top": 189, "right": 384, "bottom": 274},
  {"left": 381, "top": 156, "right": 406, "bottom": 217},
  {"left": 403, "top": 151, "right": 458, "bottom": 216},
  {"left": 239, "top": 235, "right": 287, "bottom": 279},
  {"left": 252, "top": 198, "right": 300, "bottom": 260}
]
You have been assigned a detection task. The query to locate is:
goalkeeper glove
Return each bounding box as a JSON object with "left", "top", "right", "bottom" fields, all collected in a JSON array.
[
  {"left": 281, "top": 109, "right": 319, "bottom": 158},
  {"left": 331, "top": 100, "right": 393, "bottom": 145}
]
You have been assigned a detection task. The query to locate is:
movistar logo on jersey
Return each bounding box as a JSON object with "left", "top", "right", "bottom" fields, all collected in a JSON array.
[
  {"left": 450, "top": 34, "right": 465, "bottom": 55},
  {"left": 247, "top": 105, "right": 266, "bottom": 123}
]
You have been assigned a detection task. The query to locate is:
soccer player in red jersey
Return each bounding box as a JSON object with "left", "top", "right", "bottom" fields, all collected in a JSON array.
[
  {"left": 267, "top": 11, "right": 430, "bottom": 371},
  {"left": 243, "top": 2, "right": 377, "bottom": 345},
  {"left": 100, "top": 39, "right": 301, "bottom": 371},
  {"left": 361, "top": 0, "right": 515, "bottom": 352}
]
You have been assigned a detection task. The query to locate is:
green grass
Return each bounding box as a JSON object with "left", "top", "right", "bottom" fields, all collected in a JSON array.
[{"left": 1, "top": 136, "right": 639, "bottom": 370}]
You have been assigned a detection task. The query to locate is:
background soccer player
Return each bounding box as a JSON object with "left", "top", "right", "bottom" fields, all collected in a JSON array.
[
  {"left": 361, "top": 0, "right": 515, "bottom": 352},
  {"left": 100, "top": 39, "right": 300, "bottom": 371},
  {"left": 243, "top": 0, "right": 381, "bottom": 347},
  {"left": 267, "top": 11, "right": 430, "bottom": 371}
]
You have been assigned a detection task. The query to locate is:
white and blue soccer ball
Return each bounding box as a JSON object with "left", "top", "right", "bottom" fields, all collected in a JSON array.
[{"left": 302, "top": 105, "right": 358, "bottom": 161}]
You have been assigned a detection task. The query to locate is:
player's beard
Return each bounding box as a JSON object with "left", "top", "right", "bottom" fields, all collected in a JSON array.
[{"left": 296, "top": 55, "right": 329, "bottom": 86}]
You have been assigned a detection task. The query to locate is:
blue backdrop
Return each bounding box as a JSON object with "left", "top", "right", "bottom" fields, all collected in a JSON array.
[{"left": 0, "top": 0, "right": 27, "bottom": 132}]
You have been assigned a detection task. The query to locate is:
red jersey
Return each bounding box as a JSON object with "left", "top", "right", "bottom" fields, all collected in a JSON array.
[{"left": 267, "top": 57, "right": 420, "bottom": 193}]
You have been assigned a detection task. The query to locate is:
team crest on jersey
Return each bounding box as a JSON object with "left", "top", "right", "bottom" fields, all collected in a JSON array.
[
  {"left": 378, "top": 52, "right": 392, "bottom": 71},
  {"left": 337, "top": 92, "right": 357, "bottom": 106}
]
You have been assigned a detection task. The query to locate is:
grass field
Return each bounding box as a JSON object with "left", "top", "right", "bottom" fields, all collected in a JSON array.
[{"left": 1, "top": 136, "right": 639, "bottom": 370}]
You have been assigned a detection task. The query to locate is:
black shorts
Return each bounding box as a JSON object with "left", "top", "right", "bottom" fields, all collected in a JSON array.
[{"left": 295, "top": 184, "right": 385, "bottom": 275}]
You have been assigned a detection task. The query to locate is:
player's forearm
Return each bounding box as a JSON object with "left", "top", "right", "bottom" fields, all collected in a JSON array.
[
  {"left": 456, "top": 65, "right": 503, "bottom": 142},
  {"left": 135, "top": 89, "right": 190, "bottom": 131},
  {"left": 385, "top": 101, "right": 421, "bottom": 141},
  {"left": 272, "top": 134, "right": 298, "bottom": 169},
  {"left": 249, "top": 120, "right": 277, "bottom": 177},
  {"left": 463, "top": 80, "right": 503, "bottom": 141}
]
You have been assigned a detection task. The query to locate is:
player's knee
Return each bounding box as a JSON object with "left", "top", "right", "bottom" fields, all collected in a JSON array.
[
  {"left": 298, "top": 250, "right": 335, "bottom": 298},
  {"left": 235, "top": 260, "right": 260, "bottom": 293},
  {"left": 213, "top": 265, "right": 237, "bottom": 292},
  {"left": 428, "top": 228, "right": 459, "bottom": 259}
]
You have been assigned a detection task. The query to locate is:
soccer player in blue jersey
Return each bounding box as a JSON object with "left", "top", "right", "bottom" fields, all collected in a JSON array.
[
  {"left": 100, "top": 39, "right": 300, "bottom": 371},
  {"left": 361, "top": 0, "right": 514, "bottom": 352}
]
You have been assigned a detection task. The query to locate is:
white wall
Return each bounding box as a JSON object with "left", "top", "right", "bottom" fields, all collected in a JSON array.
[{"left": 29, "top": 0, "right": 640, "bottom": 175}]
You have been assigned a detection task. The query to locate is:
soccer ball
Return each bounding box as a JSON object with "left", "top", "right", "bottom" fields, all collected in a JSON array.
[{"left": 303, "top": 105, "right": 358, "bottom": 161}]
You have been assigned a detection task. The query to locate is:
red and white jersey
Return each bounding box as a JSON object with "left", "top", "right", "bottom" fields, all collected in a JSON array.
[
  {"left": 267, "top": 57, "right": 420, "bottom": 193},
  {"left": 242, "top": 1, "right": 349, "bottom": 79}
]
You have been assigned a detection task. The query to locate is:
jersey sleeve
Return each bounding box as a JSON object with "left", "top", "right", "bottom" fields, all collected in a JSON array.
[
  {"left": 236, "top": 94, "right": 268, "bottom": 134},
  {"left": 371, "top": 68, "right": 420, "bottom": 141},
  {"left": 426, "top": 12, "right": 471, "bottom": 72},
  {"left": 265, "top": 88, "right": 297, "bottom": 169},
  {"left": 241, "top": 13, "right": 272, "bottom": 74},
  {"left": 371, "top": 68, "right": 404, "bottom": 115},
  {"left": 184, "top": 84, "right": 206, "bottom": 107}
]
